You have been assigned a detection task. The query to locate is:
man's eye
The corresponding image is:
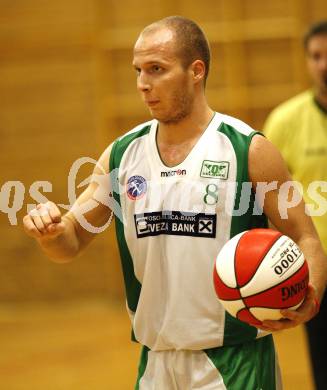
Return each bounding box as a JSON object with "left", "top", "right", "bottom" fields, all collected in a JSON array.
[{"left": 152, "top": 65, "right": 162, "bottom": 72}]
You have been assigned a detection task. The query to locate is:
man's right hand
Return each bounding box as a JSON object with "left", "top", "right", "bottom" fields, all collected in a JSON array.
[
  {"left": 22, "top": 144, "right": 112, "bottom": 260},
  {"left": 23, "top": 201, "right": 66, "bottom": 240}
]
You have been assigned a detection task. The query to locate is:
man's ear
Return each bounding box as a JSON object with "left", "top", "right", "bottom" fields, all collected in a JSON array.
[{"left": 191, "top": 60, "right": 206, "bottom": 83}]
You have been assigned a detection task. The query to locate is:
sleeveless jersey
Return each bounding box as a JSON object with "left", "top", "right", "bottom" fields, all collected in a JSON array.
[{"left": 110, "top": 112, "right": 267, "bottom": 351}]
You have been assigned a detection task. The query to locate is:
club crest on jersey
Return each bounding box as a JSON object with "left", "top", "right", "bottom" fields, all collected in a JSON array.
[
  {"left": 126, "top": 175, "right": 147, "bottom": 200},
  {"left": 200, "top": 160, "right": 229, "bottom": 179}
]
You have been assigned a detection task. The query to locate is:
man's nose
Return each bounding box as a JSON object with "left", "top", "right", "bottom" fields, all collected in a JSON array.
[{"left": 137, "top": 71, "right": 152, "bottom": 92}]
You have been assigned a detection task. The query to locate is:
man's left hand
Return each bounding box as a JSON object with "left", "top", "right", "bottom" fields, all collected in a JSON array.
[{"left": 257, "top": 284, "right": 319, "bottom": 332}]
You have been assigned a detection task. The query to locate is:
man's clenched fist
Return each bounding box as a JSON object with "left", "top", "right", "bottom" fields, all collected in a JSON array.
[{"left": 23, "top": 201, "right": 65, "bottom": 239}]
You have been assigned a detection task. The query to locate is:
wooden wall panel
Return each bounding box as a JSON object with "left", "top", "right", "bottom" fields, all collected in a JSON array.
[
  {"left": 206, "top": 43, "right": 227, "bottom": 89},
  {"left": 245, "top": 40, "right": 294, "bottom": 86},
  {"left": 309, "top": 0, "right": 327, "bottom": 21},
  {"left": 110, "top": 50, "right": 137, "bottom": 95},
  {"left": 101, "top": 0, "right": 168, "bottom": 27},
  {"left": 242, "top": 1, "right": 294, "bottom": 19},
  {"left": 178, "top": 0, "right": 225, "bottom": 23},
  {"left": 0, "top": 0, "right": 124, "bottom": 301}
]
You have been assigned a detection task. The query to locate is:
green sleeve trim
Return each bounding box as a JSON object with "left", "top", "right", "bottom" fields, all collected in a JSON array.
[
  {"left": 217, "top": 124, "right": 267, "bottom": 344},
  {"left": 109, "top": 125, "right": 151, "bottom": 313}
]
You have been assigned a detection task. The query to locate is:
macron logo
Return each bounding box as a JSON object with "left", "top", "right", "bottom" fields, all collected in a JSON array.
[{"left": 160, "top": 169, "right": 186, "bottom": 177}]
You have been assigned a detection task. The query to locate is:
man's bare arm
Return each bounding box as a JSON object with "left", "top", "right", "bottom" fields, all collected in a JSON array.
[
  {"left": 249, "top": 135, "right": 327, "bottom": 329},
  {"left": 23, "top": 144, "right": 113, "bottom": 263}
]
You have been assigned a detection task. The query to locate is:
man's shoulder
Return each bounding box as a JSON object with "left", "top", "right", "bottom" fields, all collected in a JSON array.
[
  {"left": 216, "top": 112, "right": 257, "bottom": 137},
  {"left": 109, "top": 119, "right": 154, "bottom": 168},
  {"left": 116, "top": 119, "right": 154, "bottom": 143}
]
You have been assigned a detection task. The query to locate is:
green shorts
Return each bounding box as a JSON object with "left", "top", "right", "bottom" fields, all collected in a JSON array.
[{"left": 135, "top": 335, "right": 282, "bottom": 390}]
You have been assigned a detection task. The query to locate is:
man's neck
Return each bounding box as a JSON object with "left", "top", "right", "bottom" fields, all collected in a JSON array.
[{"left": 157, "top": 102, "right": 214, "bottom": 146}]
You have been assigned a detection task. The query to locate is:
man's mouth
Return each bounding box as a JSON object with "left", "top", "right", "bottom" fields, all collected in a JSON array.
[{"left": 145, "top": 100, "right": 160, "bottom": 107}]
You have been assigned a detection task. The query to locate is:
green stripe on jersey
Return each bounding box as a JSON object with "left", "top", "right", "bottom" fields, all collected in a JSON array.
[
  {"left": 218, "top": 123, "right": 263, "bottom": 236},
  {"left": 134, "top": 345, "right": 150, "bottom": 390},
  {"left": 205, "top": 335, "right": 277, "bottom": 390},
  {"left": 217, "top": 123, "right": 267, "bottom": 344},
  {"left": 109, "top": 124, "right": 151, "bottom": 313}
]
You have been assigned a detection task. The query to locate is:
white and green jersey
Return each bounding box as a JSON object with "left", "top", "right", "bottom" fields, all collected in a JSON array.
[{"left": 110, "top": 112, "right": 267, "bottom": 351}]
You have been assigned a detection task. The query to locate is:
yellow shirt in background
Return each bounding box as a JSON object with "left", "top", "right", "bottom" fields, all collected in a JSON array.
[{"left": 263, "top": 90, "right": 327, "bottom": 252}]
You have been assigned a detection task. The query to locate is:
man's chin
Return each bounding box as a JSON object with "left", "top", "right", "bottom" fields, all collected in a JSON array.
[
  {"left": 148, "top": 111, "right": 160, "bottom": 121},
  {"left": 147, "top": 109, "right": 168, "bottom": 123},
  {"left": 148, "top": 111, "right": 191, "bottom": 125},
  {"left": 147, "top": 107, "right": 159, "bottom": 118}
]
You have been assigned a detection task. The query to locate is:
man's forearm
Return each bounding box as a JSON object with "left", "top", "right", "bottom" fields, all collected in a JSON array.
[{"left": 297, "top": 235, "right": 327, "bottom": 302}]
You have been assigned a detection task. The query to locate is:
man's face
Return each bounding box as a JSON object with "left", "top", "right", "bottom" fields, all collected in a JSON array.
[
  {"left": 133, "top": 28, "right": 195, "bottom": 124},
  {"left": 306, "top": 34, "right": 327, "bottom": 95}
]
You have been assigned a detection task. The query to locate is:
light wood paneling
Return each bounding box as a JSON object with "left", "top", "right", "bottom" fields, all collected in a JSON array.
[
  {"left": 0, "top": 300, "right": 313, "bottom": 390},
  {"left": 0, "top": 0, "right": 122, "bottom": 301}
]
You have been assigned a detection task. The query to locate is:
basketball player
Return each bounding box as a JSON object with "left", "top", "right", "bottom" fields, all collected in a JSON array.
[
  {"left": 23, "top": 17, "right": 327, "bottom": 389},
  {"left": 264, "top": 20, "right": 327, "bottom": 390}
]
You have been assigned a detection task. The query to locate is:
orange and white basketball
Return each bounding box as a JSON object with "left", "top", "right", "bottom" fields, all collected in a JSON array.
[{"left": 213, "top": 229, "right": 309, "bottom": 326}]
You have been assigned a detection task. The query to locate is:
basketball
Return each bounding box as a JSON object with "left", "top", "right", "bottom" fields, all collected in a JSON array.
[{"left": 213, "top": 228, "right": 309, "bottom": 326}]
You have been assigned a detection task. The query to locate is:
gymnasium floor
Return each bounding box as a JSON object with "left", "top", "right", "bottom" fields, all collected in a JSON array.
[{"left": 0, "top": 299, "right": 314, "bottom": 390}]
